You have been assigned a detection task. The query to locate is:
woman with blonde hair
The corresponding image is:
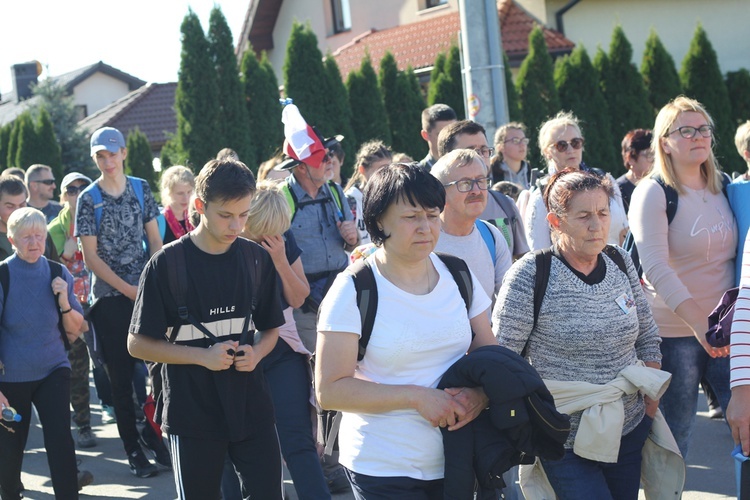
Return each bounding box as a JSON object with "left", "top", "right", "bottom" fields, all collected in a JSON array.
[
  {"left": 629, "top": 96, "right": 736, "bottom": 458},
  {"left": 159, "top": 165, "right": 195, "bottom": 244},
  {"left": 240, "top": 181, "right": 329, "bottom": 499},
  {"left": 524, "top": 111, "right": 628, "bottom": 250}
]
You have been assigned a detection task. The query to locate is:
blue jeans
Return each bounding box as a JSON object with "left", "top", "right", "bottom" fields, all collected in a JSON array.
[
  {"left": 541, "top": 415, "right": 652, "bottom": 500},
  {"left": 659, "top": 336, "right": 731, "bottom": 458},
  {"left": 345, "top": 468, "right": 444, "bottom": 500},
  {"left": 263, "top": 339, "right": 330, "bottom": 500}
]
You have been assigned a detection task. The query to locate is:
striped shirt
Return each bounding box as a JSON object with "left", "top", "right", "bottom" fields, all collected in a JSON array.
[{"left": 731, "top": 230, "right": 750, "bottom": 388}]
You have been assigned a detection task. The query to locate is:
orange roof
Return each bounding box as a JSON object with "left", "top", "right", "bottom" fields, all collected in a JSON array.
[{"left": 332, "top": 0, "right": 574, "bottom": 78}]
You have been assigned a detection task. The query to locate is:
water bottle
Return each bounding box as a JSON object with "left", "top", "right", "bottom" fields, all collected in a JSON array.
[{"left": 1, "top": 405, "right": 21, "bottom": 422}]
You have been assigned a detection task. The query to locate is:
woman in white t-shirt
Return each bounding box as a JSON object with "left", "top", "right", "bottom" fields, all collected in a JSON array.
[
  {"left": 317, "top": 163, "right": 496, "bottom": 498},
  {"left": 344, "top": 141, "right": 393, "bottom": 247}
]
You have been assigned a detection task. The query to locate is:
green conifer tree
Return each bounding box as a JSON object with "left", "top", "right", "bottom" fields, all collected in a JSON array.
[
  {"left": 0, "top": 123, "right": 13, "bottom": 171},
  {"left": 601, "top": 26, "right": 652, "bottom": 152},
  {"left": 323, "top": 54, "right": 357, "bottom": 177},
  {"left": 175, "top": 9, "right": 221, "bottom": 171},
  {"left": 283, "top": 22, "right": 332, "bottom": 133},
  {"left": 6, "top": 118, "right": 21, "bottom": 168},
  {"left": 34, "top": 108, "right": 63, "bottom": 180},
  {"left": 429, "top": 52, "right": 446, "bottom": 100},
  {"left": 640, "top": 30, "right": 682, "bottom": 115},
  {"left": 427, "top": 44, "right": 464, "bottom": 118},
  {"left": 726, "top": 69, "right": 750, "bottom": 127},
  {"left": 124, "top": 127, "right": 156, "bottom": 191},
  {"left": 346, "top": 54, "right": 391, "bottom": 147},
  {"left": 555, "top": 46, "right": 616, "bottom": 174},
  {"left": 208, "top": 6, "right": 254, "bottom": 167},
  {"left": 395, "top": 66, "right": 427, "bottom": 160},
  {"left": 681, "top": 24, "right": 737, "bottom": 170},
  {"left": 516, "top": 26, "right": 560, "bottom": 169},
  {"left": 13, "top": 112, "right": 39, "bottom": 170},
  {"left": 241, "top": 48, "right": 284, "bottom": 168},
  {"left": 503, "top": 52, "right": 521, "bottom": 123}
]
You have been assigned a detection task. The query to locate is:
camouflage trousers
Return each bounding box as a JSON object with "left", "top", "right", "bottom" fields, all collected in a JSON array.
[{"left": 68, "top": 337, "right": 91, "bottom": 429}]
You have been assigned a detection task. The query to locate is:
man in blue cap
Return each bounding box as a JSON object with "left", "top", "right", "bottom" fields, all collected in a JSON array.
[{"left": 75, "top": 127, "right": 163, "bottom": 478}]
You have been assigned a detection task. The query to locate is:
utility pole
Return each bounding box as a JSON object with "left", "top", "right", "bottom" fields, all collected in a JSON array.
[{"left": 458, "top": 0, "right": 509, "bottom": 142}]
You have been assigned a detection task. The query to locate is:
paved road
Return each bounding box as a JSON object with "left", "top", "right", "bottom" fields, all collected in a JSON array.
[{"left": 18, "top": 390, "right": 735, "bottom": 499}]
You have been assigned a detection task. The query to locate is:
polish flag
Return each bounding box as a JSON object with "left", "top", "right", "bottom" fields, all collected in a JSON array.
[{"left": 282, "top": 103, "right": 326, "bottom": 168}]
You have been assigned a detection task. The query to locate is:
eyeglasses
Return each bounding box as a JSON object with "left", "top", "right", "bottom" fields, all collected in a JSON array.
[
  {"left": 469, "top": 147, "right": 494, "bottom": 158},
  {"left": 323, "top": 150, "right": 335, "bottom": 161},
  {"left": 504, "top": 137, "right": 529, "bottom": 146},
  {"left": 668, "top": 125, "right": 713, "bottom": 139},
  {"left": 552, "top": 138, "right": 584, "bottom": 153},
  {"left": 65, "top": 184, "right": 89, "bottom": 196},
  {"left": 32, "top": 179, "right": 56, "bottom": 186},
  {"left": 443, "top": 177, "right": 492, "bottom": 192}
]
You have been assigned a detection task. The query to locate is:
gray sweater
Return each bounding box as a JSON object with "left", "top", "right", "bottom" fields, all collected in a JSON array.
[{"left": 492, "top": 246, "right": 662, "bottom": 448}]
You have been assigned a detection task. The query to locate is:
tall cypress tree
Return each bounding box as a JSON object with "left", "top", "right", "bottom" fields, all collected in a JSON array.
[
  {"left": 641, "top": 30, "right": 682, "bottom": 115},
  {"left": 283, "top": 22, "right": 332, "bottom": 133},
  {"left": 555, "top": 45, "right": 616, "bottom": 174},
  {"left": 6, "top": 117, "right": 22, "bottom": 168},
  {"left": 125, "top": 127, "right": 157, "bottom": 191},
  {"left": 34, "top": 108, "right": 63, "bottom": 180},
  {"left": 208, "top": 6, "right": 254, "bottom": 167},
  {"left": 175, "top": 9, "right": 221, "bottom": 171},
  {"left": 516, "top": 26, "right": 560, "bottom": 169},
  {"left": 503, "top": 52, "right": 521, "bottom": 123},
  {"left": 681, "top": 24, "right": 737, "bottom": 171},
  {"left": 379, "top": 52, "right": 406, "bottom": 154},
  {"left": 323, "top": 54, "right": 357, "bottom": 176},
  {"left": 726, "top": 69, "right": 750, "bottom": 127},
  {"left": 13, "top": 112, "right": 39, "bottom": 170},
  {"left": 0, "top": 123, "right": 13, "bottom": 171},
  {"left": 241, "top": 48, "right": 284, "bottom": 168},
  {"left": 427, "top": 44, "right": 464, "bottom": 118},
  {"left": 601, "top": 26, "right": 652, "bottom": 151},
  {"left": 346, "top": 54, "right": 391, "bottom": 147},
  {"left": 395, "top": 66, "right": 427, "bottom": 160}
]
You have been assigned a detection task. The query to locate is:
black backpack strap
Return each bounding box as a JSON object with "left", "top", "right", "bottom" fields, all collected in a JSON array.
[
  {"left": 0, "top": 262, "right": 8, "bottom": 313},
  {"left": 533, "top": 248, "right": 554, "bottom": 330},
  {"left": 654, "top": 175, "right": 679, "bottom": 224},
  {"left": 350, "top": 259, "right": 378, "bottom": 361},
  {"left": 435, "top": 252, "right": 472, "bottom": 314},
  {"left": 237, "top": 240, "right": 260, "bottom": 349},
  {"left": 602, "top": 245, "right": 628, "bottom": 276},
  {"left": 48, "top": 260, "right": 71, "bottom": 350}
]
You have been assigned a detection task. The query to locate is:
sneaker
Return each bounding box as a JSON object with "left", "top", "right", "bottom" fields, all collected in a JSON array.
[
  {"left": 128, "top": 449, "right": 158, "bottom": 478},
  {"left": 101, "top": 404, "right": 116, "bottom": 424},
  {"left": 77, "top": 470, "right": 94, "bottom": 490},
  {"left": 139, "top": 425, "right": 172, "bottom": 470},
  {"left": 708, "top": 406, "right": 724, "bottom": 419},
  {"left": 326, "top": 467, "right": 350, "bottom": 494},
  {"left": 77, "top": 427, "right": 97, "bottom": 448}
]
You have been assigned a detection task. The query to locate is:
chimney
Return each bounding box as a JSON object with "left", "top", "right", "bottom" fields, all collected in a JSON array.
[{"left": 12, "top": 61, "right": 41, "bottom": 102}]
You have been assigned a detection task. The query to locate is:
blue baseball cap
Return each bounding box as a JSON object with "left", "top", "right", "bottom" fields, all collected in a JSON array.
[{"left": 90, "top": 127, "right": 125, "bottom": 156}]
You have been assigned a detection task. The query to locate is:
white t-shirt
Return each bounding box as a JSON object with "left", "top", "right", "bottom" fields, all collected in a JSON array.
[
  {"left": 345, "top": 185, "right": 371, "bottom": 246},
  {"left": 317, "top": 252, "right": 491, "bottom": 479}
]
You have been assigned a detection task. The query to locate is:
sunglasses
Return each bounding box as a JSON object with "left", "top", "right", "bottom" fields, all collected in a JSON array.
[
  {"left": 33, "top": 179, "right": 56, "bottom": 186},
  {"left": 552, "top": 138, "right": 585, "bottom": 153},
  {"left": 65, "top": 184, "right": 89, "bottom": 195}
]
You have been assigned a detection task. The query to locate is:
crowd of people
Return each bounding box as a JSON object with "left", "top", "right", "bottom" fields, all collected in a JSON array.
[{"left": 0, "top": 93, "right": 748, "bottom": 500}]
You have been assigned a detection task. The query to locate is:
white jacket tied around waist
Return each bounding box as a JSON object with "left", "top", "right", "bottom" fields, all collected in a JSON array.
[{"left": 519, "top": 364, "right": 685, "bottom": 500}]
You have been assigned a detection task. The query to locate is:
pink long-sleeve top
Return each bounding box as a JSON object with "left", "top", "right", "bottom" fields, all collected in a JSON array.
[
  {"left": 731, "top": 230, "right": 750, "bottom": 388},
  {"left": 629, "top": 177, "right": 736, "bottom": 338}
]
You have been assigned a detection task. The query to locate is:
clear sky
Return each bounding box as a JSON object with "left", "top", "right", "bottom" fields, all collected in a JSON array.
[{"left": 0, "top": 0, "right": 248, "bottom": 96}]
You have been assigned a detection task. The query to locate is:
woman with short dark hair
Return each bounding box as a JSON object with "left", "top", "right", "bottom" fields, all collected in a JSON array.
[
  {"left": 316, "top": 163, "right": 496, "bottom": 498},
  {"left": 616, "top": 129, "right": 654, "bottom": 213}
]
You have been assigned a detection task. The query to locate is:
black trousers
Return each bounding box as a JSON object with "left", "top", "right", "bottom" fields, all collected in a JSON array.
[
  {"left": 0, "top": 368, "right": 78, "bottom": 500},
  {"left": 90, "top": 294, "right": 140, "bottom": 455},
  {"left": 170, "top": 425, "right": 283, "bottom": 500}
]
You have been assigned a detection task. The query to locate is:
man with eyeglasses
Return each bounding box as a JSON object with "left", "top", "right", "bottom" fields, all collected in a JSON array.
[
  {"left": 432, "top": 149, "right": 512, "bottom": 309},
  {"left": 438, "top": 120, "right": 530, "bottom": 259},
  {"left": 25, "top": 164, "right": 62, "bottom": 223}
]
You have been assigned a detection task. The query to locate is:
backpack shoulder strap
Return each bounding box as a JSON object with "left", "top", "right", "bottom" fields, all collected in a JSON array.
[
  {"left": 157, "top": 214, "right": 166, "bottom": 241},
  {"left": 327, "top": 181, "right": 345, "bottom": 217},
  {"left": 280, "top": 181, "right": 298, "bottom": 220},
  {"left": 475, "top": 219, "right": 496, "bottom": 263},
  {"left": 237, "top": 240, "right": 260, "bottom": 347},
  {"left": 0, "top": 262, "right": 9, "bottom": 312},
  {"left": 654, "top": 175, "right": 679, "bottom": 224},
  {"left": 81, "top": 181, "right": 104, "bottom": 231},
  {"left": 721, "top": 171, "right": 732, "bottom": 200},
  {"left": 489, "top": 190, "right": 518, "bottom": 225},
  {"left": 162, "top": 236, "right": 190, "bottom": 342},
  {"left": 349, "top": 259, "right": 378, "bottom": 361},
  {"left": 602, "top": 245, "right": 628, "bottom": 276},
  {"left": 533, "top": 247, "right": 554, "bottom": 329},
  {"left": 47, "top": 260, "right": 71, "bottom": 350},
  {"left": 435, "top": 252, "right": 473, "bottom": 314}
]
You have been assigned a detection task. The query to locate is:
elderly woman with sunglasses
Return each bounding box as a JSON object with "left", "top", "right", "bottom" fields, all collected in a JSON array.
[
  {"left": 629, "top": 96, "right": 736, "bottom": 459},
  {"left": 524, "top": 111, "right": 629, "bottom": 251}
]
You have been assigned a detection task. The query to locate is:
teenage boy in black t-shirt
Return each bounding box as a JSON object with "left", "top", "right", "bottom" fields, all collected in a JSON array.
[{"left": 128, "top": 159, "right": 285, "bottom": 500}]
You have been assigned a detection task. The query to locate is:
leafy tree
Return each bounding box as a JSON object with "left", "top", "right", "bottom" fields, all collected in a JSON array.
[
  {"left": 283, "top": 21, "right": 332, "bottom": 134},
  {"left": 428, "top": 44, "right": 464, "bottom": 118},
  {"left": 208, "top": 6, "right": 254, "bottom": 167},
  {"left": 0, "top": 124, "right": 12, "bottom": 171},
  {"left": 600, "top": 26, "right": 652, "bottom": 152},
  {"left": 641, "top": 30, "right": 682, "bottom": 115},
  {"left": 160, "top": 136, "right": 179, "bottom": 170},
  {"left": 503, "top": 52, "right": 521, "bottom": 123},
  {"left": 323, "top": 54, "right": 357, "bottom": 177},
  {"left": 346, "top": 54, "right": 391, "bottom": 147},
  {"left": 241, "top": 48, "right": 284, "bottom": 169},
  {"left": 29, "top": 78, "right": 91, "bottom": 175},
  {"left": 13, "top": 112, "right": 39, "bottom": 170},
  {"left": 394, "top": 66, "right": 427, "bottom": 160},
  {"left": 726, "top": 69, "right": 750, "bottom": 127},
  {"left": 34, "top": 108, "right": 63, "bottom": 180},
  {"left": 175, "top": 9, "right": 221, "bottom": 171},
  {"left": 680, "top": 24, "right": 737, "bottom": 170},
  {"left": 555, "top": 45, "right": 617, "bottom": 174},
  {"left": 125, "top": 127, "right": 156, "bottom": 190},
  {"left": 516, "top": 26, "right": 560, "bottom": 169}
]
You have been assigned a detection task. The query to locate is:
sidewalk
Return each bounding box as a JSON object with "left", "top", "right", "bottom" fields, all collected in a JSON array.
[{"left": 18, "top": 392, "right": 734, "bottom": 499}]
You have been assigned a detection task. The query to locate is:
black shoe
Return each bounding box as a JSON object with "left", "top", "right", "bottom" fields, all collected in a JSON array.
[
  {"left": 77, "top": 470, "right": 94, "bottom": 490},
  {"left": 128, "top": 449, "right": 158, "bottom": 478},
  {"left": 139, "top": 426, "right": 172, "bottom": 470}
]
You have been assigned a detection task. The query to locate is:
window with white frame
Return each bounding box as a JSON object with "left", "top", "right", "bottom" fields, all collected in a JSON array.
[{"left": 331, "top": 0, "right": 351, "bottom": 33}]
